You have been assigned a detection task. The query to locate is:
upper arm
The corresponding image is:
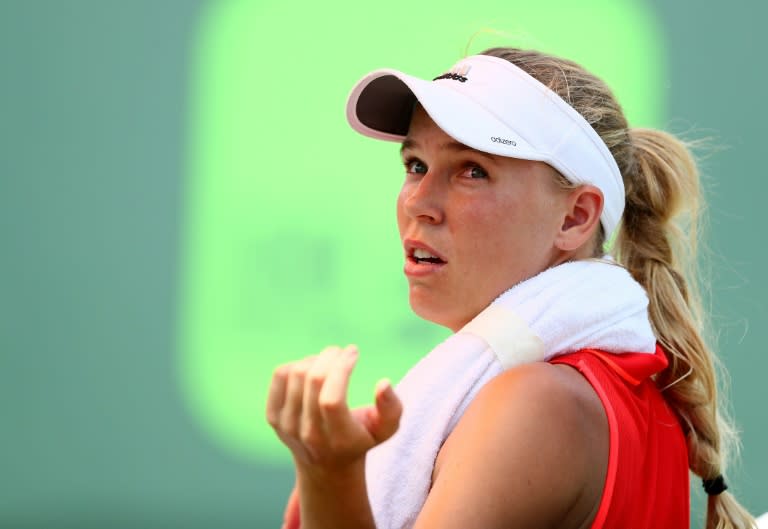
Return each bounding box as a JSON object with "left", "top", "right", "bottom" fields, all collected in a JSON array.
[{"left": 412, "top": 362, "right": 608, "bottom": 529}]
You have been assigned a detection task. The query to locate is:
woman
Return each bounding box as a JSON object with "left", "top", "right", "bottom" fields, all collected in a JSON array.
[{"left": 266, "top": 48, "right": 756, "bottom": 529}]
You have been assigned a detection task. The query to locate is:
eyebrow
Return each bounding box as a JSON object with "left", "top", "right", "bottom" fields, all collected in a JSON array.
[{"left": 400, "top": 138, "right": 497, "bottom": 163}]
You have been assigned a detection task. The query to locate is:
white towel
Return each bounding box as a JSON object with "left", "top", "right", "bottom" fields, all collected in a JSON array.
[{"left": 366, "top": 259, "right": 657, "bottom": 529}]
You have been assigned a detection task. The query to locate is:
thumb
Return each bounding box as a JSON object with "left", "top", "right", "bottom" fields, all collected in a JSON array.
[{"left": 369, "top": 378, "right": 402, "bottom": 443}]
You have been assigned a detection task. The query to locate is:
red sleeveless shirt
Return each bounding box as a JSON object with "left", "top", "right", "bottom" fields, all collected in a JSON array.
[{"left": 550, "top": 346, "right": 689, "bottom": 529}]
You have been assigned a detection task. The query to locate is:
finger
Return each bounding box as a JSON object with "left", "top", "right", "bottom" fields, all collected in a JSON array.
[
  {"left": 370, "top": 378, "right": 402, "bottom": 443},
  {"left": 317, "top": 345, "right": 359, "bottom": 429},
  {"left": 351, "top": 405, "right": 376, "bottom": 433},
  {"left": 281, "top": 356, "right": 316, "bottom": 436},
  {"left": 266, "top": 364, "right": 290, "bottom": 428},
  {"left": 282, "top": 485, "right": 301, "bottom": 529},
  {"left": 302, "top": 347, "right": 342, "bottom": 432}
]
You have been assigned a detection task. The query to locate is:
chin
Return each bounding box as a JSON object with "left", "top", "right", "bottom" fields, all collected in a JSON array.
[{"left": 409, "top": 294, "right": 464, "bottom": 332}]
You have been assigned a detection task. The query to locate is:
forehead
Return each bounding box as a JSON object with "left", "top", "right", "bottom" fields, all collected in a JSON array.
[
  {"left": 402, "top": 107, "right": 485, "bottom": 155},
  {"left": 404, "top": 105, "right": 444, "bottom": 138}
]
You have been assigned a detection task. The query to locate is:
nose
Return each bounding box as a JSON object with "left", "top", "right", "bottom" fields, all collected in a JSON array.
[{"left": 401, "top": 172, "right": 444, "bottom": 224}]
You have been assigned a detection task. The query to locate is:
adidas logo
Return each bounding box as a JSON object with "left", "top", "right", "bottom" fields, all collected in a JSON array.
[{"left": 433, "top": 64, "right": 471, "bottom": 83}]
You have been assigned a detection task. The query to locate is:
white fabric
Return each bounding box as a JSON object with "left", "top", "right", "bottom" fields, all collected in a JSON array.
[
  {"left": 365, "top": 259, "right": 656, "bottom": 529},
  {"left": 346, "top": 54, "right": 625, "bottom": 239}
]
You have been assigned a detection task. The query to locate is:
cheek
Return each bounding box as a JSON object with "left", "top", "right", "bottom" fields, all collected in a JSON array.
[
  {"left": 457, "top": 197, "right": 523, "bottom": 245},
  {"left": 456, "top": 196, "right": 551, "bottom": 268},
  {"left": 396, "top": 189, "right": 408, "bottom": 235}
]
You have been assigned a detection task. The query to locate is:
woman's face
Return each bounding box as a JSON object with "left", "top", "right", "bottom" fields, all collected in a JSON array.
[{"left": 397, "top": 106, "right": 572, "bottom": 331}]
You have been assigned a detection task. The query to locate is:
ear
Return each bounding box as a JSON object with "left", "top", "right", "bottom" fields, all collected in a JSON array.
[{"left": 554, "top": 185, "right": 603, "bottom": 252}]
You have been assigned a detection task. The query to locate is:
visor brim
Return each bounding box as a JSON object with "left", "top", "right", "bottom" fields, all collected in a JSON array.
[{"left": 346, "top": 69, "right": 543, "bottom": 159}]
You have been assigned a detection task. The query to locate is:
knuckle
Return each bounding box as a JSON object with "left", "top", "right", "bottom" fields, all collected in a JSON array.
[
  {"left": 272, "top": 364, "right": 290, "bottom": 379},
  {"left": 285, "top": 357, "right": 314, "bottom": 377},
  {"left": 318, "top": 397, "right": 342, "bottom": 414},
  {"left": 299, "top": 423, "right": 320, "bottom": 445},
  {"left": 282, "top": 422, "right": 299, "bottom": 438},
  {"left": 307, "top": 372, "right": 325, "bottom": 388},
  {"left": 291, "top": 365, "right": 309, "bottom": 381},
  {"left": 265, "top": 410, "right": 279, "bottom": 428}
]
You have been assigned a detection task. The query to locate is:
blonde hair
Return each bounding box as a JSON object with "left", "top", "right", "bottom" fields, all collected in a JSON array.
[{"left": 480, "top": 47, "right": 755, "bottom": 529}]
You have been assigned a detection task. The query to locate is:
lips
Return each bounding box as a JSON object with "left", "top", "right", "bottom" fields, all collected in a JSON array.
[
  {"left": 403, "top": 239, "right": 447, "bottom": 277},
  {"left": 412, "top": 247, "right": 445, "bottom": 264}
]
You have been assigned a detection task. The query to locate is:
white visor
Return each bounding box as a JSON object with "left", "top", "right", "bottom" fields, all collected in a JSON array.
[{"left": 345, "top": 54, "right": 625, "bottom": 239}]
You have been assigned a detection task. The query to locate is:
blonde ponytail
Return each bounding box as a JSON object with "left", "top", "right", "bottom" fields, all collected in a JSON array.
[
  {"left": 617, "top": 129, "right": 755, "bottom": 529},
  {"left": 480, "top": 47, "right": 756, "bottom": 529}
]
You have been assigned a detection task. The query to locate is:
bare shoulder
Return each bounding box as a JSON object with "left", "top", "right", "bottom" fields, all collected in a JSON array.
[{"left": 415, "top": 362, "right": 608, "bottom": 529}]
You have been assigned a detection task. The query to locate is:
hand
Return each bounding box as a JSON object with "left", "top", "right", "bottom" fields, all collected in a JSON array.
[{"left": 266, "top": 345, "right": 402, "bottom": 470}]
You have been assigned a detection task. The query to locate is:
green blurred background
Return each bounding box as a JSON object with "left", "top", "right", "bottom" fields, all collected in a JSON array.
[{"left": 1, "top": 1, "right": 765, "bottom": 527}]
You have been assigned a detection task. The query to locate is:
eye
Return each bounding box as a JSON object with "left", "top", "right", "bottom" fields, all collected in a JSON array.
[
  {"left": 465, "top": 164, "right": 489, "bottom": 179},
  {"left": 404, "top": 158, "right": 428, "bottom": 175}
]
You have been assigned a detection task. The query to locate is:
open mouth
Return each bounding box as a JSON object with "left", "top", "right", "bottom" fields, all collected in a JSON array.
[{"left": 410, "top": 248, "right": 446, "bottom": 265}]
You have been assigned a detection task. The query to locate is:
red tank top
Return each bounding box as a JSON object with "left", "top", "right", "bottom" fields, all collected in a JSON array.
[{"left": 550, "top": 346, "right": 689, "bottom": 529}]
